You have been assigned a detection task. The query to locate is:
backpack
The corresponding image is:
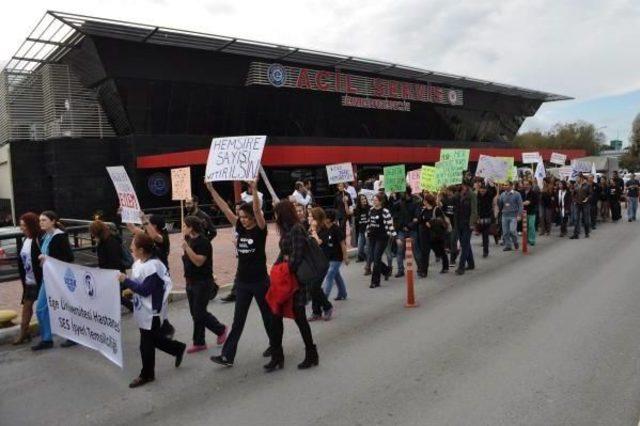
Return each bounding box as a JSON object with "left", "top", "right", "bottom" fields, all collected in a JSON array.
[{"left": 294, "top": 226, "right": 329, "bottom": 285}]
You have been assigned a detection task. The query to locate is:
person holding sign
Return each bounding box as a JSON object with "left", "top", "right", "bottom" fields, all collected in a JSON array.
[
  {"left": 118, "top": 233, "right": 187, "bottom": 388},
  {"left": 182, "top": 216, "right": 228, "bottom": 354},
  {"left": 32, "top": 211, "right": 76, "bottom": 351},
  {"left": 206, "top": 181, "right": 275, "bottom": 367},
  {"left": 334, "top": 183, "right": 353, "bottom": 236}
]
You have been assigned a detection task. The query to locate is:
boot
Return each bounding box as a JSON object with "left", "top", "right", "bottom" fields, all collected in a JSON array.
[
  {"left": 298, "top": 345, "right": 319, "bottom": 369},
  {"left": 263, "top": 346, "right": 284, "bottom": 372},
  {"left": 363, "top": 265, "right": 371, "bottom": 276}
]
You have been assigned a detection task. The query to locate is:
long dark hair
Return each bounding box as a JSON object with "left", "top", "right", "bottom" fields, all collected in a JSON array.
[
  {"left": 274, "top": 200, "right": 299, "bottom": 235},
  {"left": 184, "top": 215, "right": 204, "bottom": 235},
  {"left": 20, "top": 212, "right": 41, "bottom": 239},
  {"left": 41, "top": 210, "right": 64, "bottom": 230}
]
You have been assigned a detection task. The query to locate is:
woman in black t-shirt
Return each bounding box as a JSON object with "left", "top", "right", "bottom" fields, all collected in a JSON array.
[
  {"left": 207, "top": 181, "right": 275, "bottom": 367},
  {"left": 311, "top": 208, "right": 349, "bottom": 302},
  {"left": 182, "top": 215, "right": 227, "bottom": 354},
  {"left": 417, "top": 193, "right": 449, "bottom": 277}
]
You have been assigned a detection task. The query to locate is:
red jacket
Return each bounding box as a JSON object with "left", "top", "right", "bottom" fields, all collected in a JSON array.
[{"left": 266, "top": 262, "right": 299, "bottom": 319}]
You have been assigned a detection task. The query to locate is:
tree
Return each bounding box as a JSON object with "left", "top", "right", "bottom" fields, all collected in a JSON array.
[
  {"left": 620, "top": 113, "right": 640, "bottom": 171},
  {"left": 513, "top": 121, "right": 606, "bottom": 155}
]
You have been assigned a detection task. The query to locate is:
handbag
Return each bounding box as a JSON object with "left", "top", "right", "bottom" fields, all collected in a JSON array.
[{"left": 295, "top": 226, "right": 329, "bottom": 285}]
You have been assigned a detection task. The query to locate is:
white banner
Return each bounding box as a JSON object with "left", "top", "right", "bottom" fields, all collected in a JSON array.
[
  {"left": 106, "top": 166, "right": 142, "bottom": 224},
  {"left": 205, "top": 135, "right": 266, "bottom": 182},
  {"left": 326, "top": 162, "right": 355, "bottom": 185},
  {"left": 522, "top": 152, "right": 541, "bottom": 164},
  {"left": 171, "top": 167, "right": 192, "bottom": 201},
  {"left": 550, "top": 152, "right": 567, "bottom": 166},
  {"left": 475, "top": 155, "right": 511, "bottom": 182},
  {"left": 43, "top": 257, "right": 123, "bottom": 367}
]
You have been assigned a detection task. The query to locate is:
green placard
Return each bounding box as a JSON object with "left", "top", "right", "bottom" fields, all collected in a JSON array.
[
  {"left": 440, "top": 149, "right": 470, "bottom": 172},
  {"left": 436, "top": 159, "right": 463, "bottom": 186},
  {"left": 420, "top": 166, "right": 437, "bottom": 192},
  {"left": 383, "top": 164, "right": 406, "bottom": 193}
]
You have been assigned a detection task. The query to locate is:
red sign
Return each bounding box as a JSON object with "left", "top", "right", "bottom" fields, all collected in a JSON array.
[{"left": 246, "top": 62, "right": 463, "bottom": 106}]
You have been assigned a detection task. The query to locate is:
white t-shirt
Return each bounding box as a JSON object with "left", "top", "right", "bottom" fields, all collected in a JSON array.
[
  {"left": 241, "top": 191, "right": 264, "bottom": 208},
  {"left": 20, "top": 238, "right": 36, "bottom": 285},
  {"left": 345, "top": 185, "right": 358, "bottom": 203},
  {"left": 290, "top": 190, "right": 312, "bottom": 207}
]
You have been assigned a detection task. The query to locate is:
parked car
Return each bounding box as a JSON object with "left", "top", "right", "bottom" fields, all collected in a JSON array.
[{"left": 0, "top": 226, "right": 20, "bottom": 265}]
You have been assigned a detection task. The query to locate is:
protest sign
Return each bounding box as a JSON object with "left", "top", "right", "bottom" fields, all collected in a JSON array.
[
  {"left": 43, "top": 257, "right": 122, "bottom": 367},
  {"left": 406, "top": 169, "right": 422, "bottom": 194},
  {"left": 171, "top": 167, "right": 192, "bottom": 201},
  {"left": 440, "top": 149, "right": 470, "bottom": 171},
  {"left": 436, "top": 160, "right": 463, "bottom": 186},
  {"left": 326, "top": 162, "right": 355, "bottom": 185},
  {"left": 374, "top": 175, "right": 384, "bottom": 192},
  {"left": 420, "top": 166, "right": 438, "bottom": 192},
  {"left": 359, "top": 189, "right": 377, "bottom": 204},
  {"left": 106, "top": 166, "right": 142, "bottom": 224},
  {"left": 550, "top": 152, "right": 567, "bottom": 166},
  {"left": 559, "top": 166, "right": 573, "bottom": 179},
  {"left": 205, "top": 135, "right": 266, "bottom": 182},
  {"left": 475, "top": 155, "right": 512, "bottom": 183},
  {"left": 522, "top": 152, "right": 541, "bottom": 164},
  {"left": 571, "top": 160, "right": 591, "bottom": 174},
  {"left": 383, "top": 165, "right": 406, "bottom": 193},
  {"left": 511, "top": 166, "right": 518, "bottom": 181}
]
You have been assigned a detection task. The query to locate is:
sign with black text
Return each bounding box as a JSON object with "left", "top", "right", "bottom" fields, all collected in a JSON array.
[
  {"left": 205, "top": 136, "right": 266, "bottom": 182},
  {"left": 106, "top": 166, "right": 142, "bottom": 224}
]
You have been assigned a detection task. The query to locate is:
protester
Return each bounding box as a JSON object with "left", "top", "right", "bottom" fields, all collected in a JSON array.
[
  {"left": 89, "top": 220, "right": 133, "bottom": 312},
  {"left": 353, "top": 194, "right": 371, "bottom": 269},
  {"left": 454, "top": 182, "right": 476, "bottom": 275},
  {"left": 540, "top": 181, "right": 555, "bottom": 236},
  {"left": 599, "top": 177, "right": 610, "bottom": 222},
  {"left": 14, "top": 213, "right": 43, "bottom": 345},
  {"left": 118, "top": 233, "right": 186, "bottom": 388},
  {"left": 182, "top": 215, "right": 227, "bottom": 353},
  {"left": 570, "top": 174, "right": 592, "bottom": 239},
  {"left": 441, "top": 187, "right": 458, "bottom": 266},
  {"left": 498, "top": 182, "right": 523, "bottom": 251},
  {"left": 267, "top": 200, "right": 319, "bottom": 371},
  {"left": 522, "top": 180, "right": 539, "bottom": 246},
  {"left": 311, "top": 208, "right": 348, "bottom": 301},
  {"left": 334, "top": 182, "right": 353, "bottom": 235},
  {"left": 557, "top": 181, "right": 572, "bottom": 237},
  {"left": 417, "top": 193, "right": 449, "bottom": 276},
  {"left": 206, "top": 181, "right": 275, "bottom": 367},
  {"left": 32, "top": 211, "right": 75, "bottom": 351},
  {"left": 609, "top": 177, "right": 622, "bottom": 222},
  {"left": 296, "top": 203, "right": 310, "bottom": 231},
  {"left": 186, "top": 195, "right": 218, "bottom": 240},
  {"left": 476, "top": 182, "right": 497, "bottom": 257},
  {"left": 588, "top": 175, "right": 600, "bottom": 230},
  {"left": 290, "top": 181, "right": 313, "bottom": 208},
  {"left": 625, "top": 173, "right": 639, "bottom": 222},
  {"left": 307, "top": 208, "right": 335, "bottom": 319},
  {"left": 391, "top": 187, "right": 420, "bottom": 277},
  {"left": 366, "top": 193, "right": 395, "bottom": 288}
]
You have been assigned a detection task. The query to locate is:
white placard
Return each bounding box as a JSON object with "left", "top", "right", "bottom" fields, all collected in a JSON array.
[
  {"left": 559, "top": 166, "right": 573, "bottom": 179},
  {"left": 475, "top": 155, "right": 511, "bottom": 182},
  {"left": 106, "top": 166, "right": 142, "bottom": 224},
  {"left": 550, "top": 152, "right": 567, "bottom": 166},
  {"left": 43, "top": 257, "right": 122, "bottom": 367},
  {"left": 171, "top": 167, "right": 192, "bottom": 201},
  {"left": 359, "top": 189, "right": 377, "bottom": 204},
  {"left": 326, "top": 162, "right": 355, "bottom": 185},
  {"left": 205, "top": 135, "right": 266, "bottom": 182},
  {"left": 522, "top": 152, "right": 541, "bottom": 164}
]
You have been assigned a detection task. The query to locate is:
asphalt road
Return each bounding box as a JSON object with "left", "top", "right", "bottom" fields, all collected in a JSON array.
[{"left": 2, "top": 221, "right": 640, "bottom": 426}]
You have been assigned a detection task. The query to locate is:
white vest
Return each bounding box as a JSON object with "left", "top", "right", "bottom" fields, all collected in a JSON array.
[{"left": 131, "top": 258, "right": 172, "bottom": 330}]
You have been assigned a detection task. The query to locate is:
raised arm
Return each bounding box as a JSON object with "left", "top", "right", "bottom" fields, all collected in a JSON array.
[
  {"left": 206, "top": 181, "right": 238, "bottom": 226},
  {"left": 249, "top": 181, "right": 266, "bottom": 229}
]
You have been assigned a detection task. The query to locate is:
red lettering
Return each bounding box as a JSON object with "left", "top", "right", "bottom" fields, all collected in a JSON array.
[
  {"left": 335, "top": 70, "right": 342, "bottom": 92},
  {"left": 345, "top": 75, "right": 357, "bottom": 94},
  {"left": 402, "top": 83, "right": 412, "bottom": 99},
  {"left": 415, "top": 83, "right": 426, "bottom": 101},
  {"left": 297, "top": 68, "right": 311, "bottom": 89},
  {"left": 435, "top": 87, "right": 444, "bottom": 103},
  {"left": 315, "top": 70, "right": 331, "bottom": 91},
  {"left": 389, "top": 81, "right": 399, "bottom": 98},
  {"left": 373, "top": 78, "right": 386, "bottom": 97}
]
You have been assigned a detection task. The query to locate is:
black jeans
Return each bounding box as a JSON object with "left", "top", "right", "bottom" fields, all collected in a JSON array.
[
  {"left": 370, "top": 235, "right": 391, "bottom": 285},
  {"left": 590, "top": 202, "right": 598, "bottom": 228},
  {"left": 560, "top": 214, "right": 569, "bottom": 235},
  {"left": 186, "top": 280, "right": 225, "bottom": 346},
  {"left": 222, "top": 281, "right": 274, "bottom": 362},
  {"left": 140, "top": 316, "right": 186, "bottom": 380},
  {"left": 611, "top": 199, "right": 621, "bottom": 221},
  {"left": 311, "top": 280, "right": 332, "bottom": 315},
  {"left": 419, "top": 232, "right": 448, "bottom": 275},
  {"left": 271, "top": 291, "right": 315, "bottom": 350},
  {"left": 457, "top": 226, "right": 474, "bottom": 270},
  {"left": 478, "top": 219, "right": 492, "bottom": 255}
]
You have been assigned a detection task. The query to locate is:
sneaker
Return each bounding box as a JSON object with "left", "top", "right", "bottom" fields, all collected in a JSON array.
[
  {"left": 334, "top": 296, "right": 347, "bottom": 301},
  {"left": 308, "top": 314, "right": 322, "bottom": 322},
  {"left": 323, "top": 308, "right": 333, "bottom": 321},
  {"left": 60, "top": 339, "right": 77, "bottom": 348},
  {"left": 220, "top": 294, "right": 236, "bottom": 303},
  {"left": 31, "top": 340, "right": 53, "bottom": 351},
  {"left": 210, "top": 355, "right": 233, "bottom": 367},
  {"left": 217, "top": 326, "right": 228, "bottom": 345},
  {"left": 394, "top": 271, "right": 405, "bottom": 278},
  {"left": 186, "top": 344, "right": 207, "bottom": 354}
]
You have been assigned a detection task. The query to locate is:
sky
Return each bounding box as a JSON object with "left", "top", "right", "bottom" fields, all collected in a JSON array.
[{"left": 1, "top": 0, "right": 638, "bottom": 144}]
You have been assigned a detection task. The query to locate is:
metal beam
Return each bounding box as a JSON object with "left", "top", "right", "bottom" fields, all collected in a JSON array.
[
  {"left": 12, "top": 57, "right": 51, "bottom": 64},
  {"left": 140, "top": 26, "right": 159, "bottom": 43},
  {"left": 25, "top": 37, "right": 79, "bottom": 48}
]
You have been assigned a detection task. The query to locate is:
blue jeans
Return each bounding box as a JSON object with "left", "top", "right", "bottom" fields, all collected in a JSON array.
[
  {"left": 357, "top": 231, "right": 369, "bottom": 263},
  {"left": 36, "top": 283, "right": 52, "bottom": 342},
  {"left": 395, "top": 230, "right": 420, "bottom": 273},
  {"left": 501, "top": 215, "right": 518, "bottom": 249},
  {"left": 628, "top": 196, "right": 638, "bottom": 220},
  {"left": 323, "top": 261, "right": 347, "bottom": 299}
]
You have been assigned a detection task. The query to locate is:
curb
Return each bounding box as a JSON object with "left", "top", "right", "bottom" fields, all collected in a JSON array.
[{"left": 1, "top": 248, "right": 360, "bottom": 346}]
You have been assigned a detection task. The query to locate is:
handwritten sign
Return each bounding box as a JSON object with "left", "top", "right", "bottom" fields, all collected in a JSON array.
[
  {"left": 476, "top": 155, "right": 513, "bottom": 183},
  {"left": 171, "top": 167, "right": 192, "bottom": 201},
  {"left": 205, "top": 135, "right": 266, "bottom": 182},
  {"left": 359, "top": 189, "right": 377, "bottom": 204},
  {"left": 420, "top": 166, "right": 437, "bottom": 192},
  {"left": 522, "top": 152, "right": 541, "bottom": 164},
  {"left": 559, "top": 166, "right": 573, "bottom": 179},
  {"left": 436, "top": 160, "right": 463, "bottom": 186},
  {"left": 106, "top": 166, "right": 142, "bottom": 224},
  {"left": 326, "top": 162, "right": 355, "bottom": 185},
  {"left": 550, "top": 152, "right": 567, "bottom": 166},
  {"left": 406, "top": 169, "right": 422, "bottom": 194},
  {"left": 440, "top": 149, "right": 470, "bottom": 171},
  {"left": 383, "top": 164, "right": 406, "bottom": 193}
]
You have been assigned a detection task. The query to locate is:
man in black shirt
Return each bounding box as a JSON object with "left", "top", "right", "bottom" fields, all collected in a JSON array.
[
  {"left": 186, "top": 196, "right": 217, "bottom": 241},
  {"left": 588, "top": 175, "right": 599, "bottom": 230}
]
